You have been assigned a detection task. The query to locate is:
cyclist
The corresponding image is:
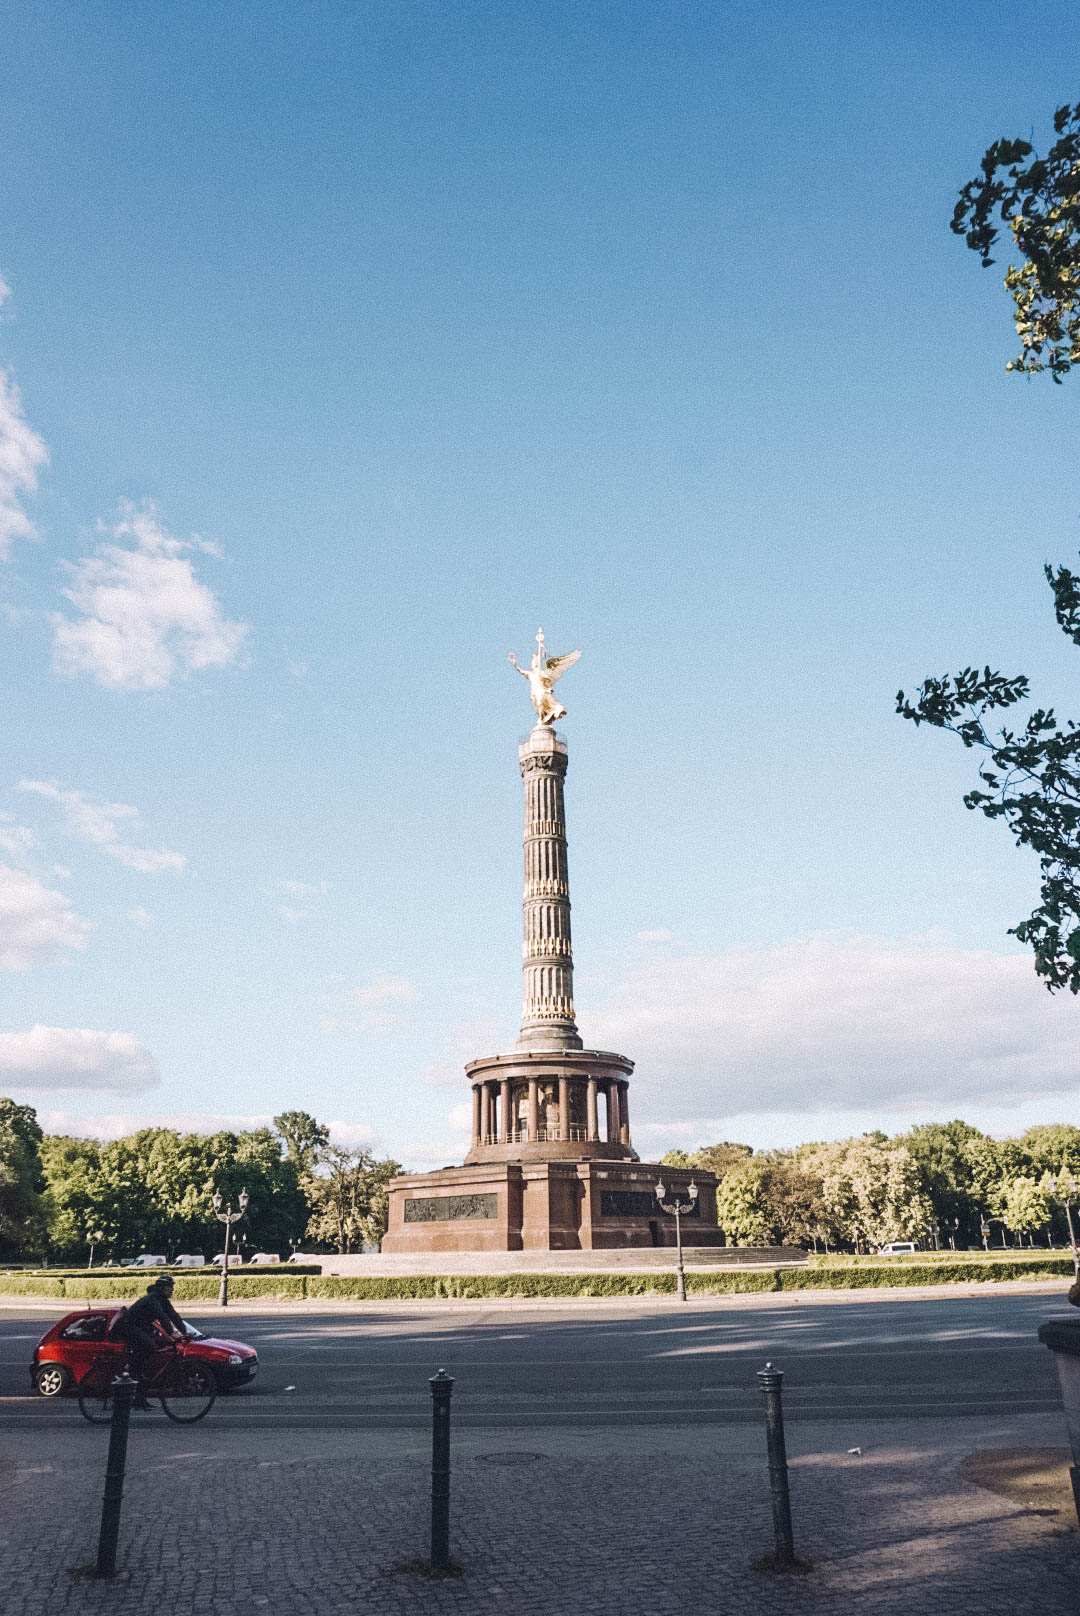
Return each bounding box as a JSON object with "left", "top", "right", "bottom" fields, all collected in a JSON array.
[{"left": 112, "top": 1275, "right": 186, "bottom": 1407}]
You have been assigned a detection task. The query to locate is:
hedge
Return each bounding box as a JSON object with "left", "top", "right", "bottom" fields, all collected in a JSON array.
[{"left": 1, "top": 1256, "right": 1072, "bottom": 1302}]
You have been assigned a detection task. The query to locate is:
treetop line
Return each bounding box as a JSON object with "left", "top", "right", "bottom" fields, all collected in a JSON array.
[{"left": 2, "top": 1103, "right": 1079, "bottom": 1263}]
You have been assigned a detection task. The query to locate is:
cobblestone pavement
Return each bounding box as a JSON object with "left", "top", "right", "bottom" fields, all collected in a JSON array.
[{"left": 1, "top": 1413, "right": 1077, "bottom": 1616}]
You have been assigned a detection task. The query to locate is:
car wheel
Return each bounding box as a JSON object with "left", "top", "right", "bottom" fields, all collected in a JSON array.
[{"left": 34, "top": 1362, "right": 71, "bottom": 1397}]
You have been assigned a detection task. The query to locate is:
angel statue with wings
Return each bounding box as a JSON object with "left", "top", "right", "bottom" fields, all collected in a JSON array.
[{"left": 508, "top": 629, "right": 581, "bottom": 726}]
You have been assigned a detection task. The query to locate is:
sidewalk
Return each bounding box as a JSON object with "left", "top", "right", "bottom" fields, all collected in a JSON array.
[{"left": 3, "top": 1412, "right": 1077, "bottom": 1615}]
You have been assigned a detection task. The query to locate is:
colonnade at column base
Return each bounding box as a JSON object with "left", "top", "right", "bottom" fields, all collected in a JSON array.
[{"left": 461, "top": 1046, "right": 637, "bottom": 1166}]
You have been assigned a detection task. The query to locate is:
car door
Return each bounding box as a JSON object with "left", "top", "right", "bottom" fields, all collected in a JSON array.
[{"left": 56, "top": 1312, "right": 125, "bottom": 1387}]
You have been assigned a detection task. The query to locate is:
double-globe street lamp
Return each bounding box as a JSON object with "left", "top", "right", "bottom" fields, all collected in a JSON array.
[
  {"left": 654, "top": 1178, "right": 698, "bottom": 1303},
  {"left": 212, "top": 1188, "right": 248, "bottom": 1307}
]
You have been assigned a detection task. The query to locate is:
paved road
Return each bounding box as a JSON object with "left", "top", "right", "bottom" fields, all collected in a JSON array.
[{"left": 0, "top": 1290, "right": 1068, "bottom": 1430}]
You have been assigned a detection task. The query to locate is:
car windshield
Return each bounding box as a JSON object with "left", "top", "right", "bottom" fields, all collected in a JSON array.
[{"left": 181, "top": 1320, "right": 205, "bottom": 1339}]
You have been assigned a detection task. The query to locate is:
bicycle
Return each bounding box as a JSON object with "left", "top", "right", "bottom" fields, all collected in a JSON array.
[{"left": 77, "top": 1339, "right": 217, "bottom": 1425}]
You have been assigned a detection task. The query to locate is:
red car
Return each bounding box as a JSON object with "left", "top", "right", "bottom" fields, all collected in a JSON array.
[{"left": 30, "top": 1307, "right": 258, "bottom": 1398}]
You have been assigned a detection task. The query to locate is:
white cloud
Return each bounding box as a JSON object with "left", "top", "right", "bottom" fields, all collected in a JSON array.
[
  {"left": 51, "top": 503, "right": 248, "bottom": 691},
  {"left": 0, "top": 813, "right": 37, "bottom": 859},
  {"left": 417, "top": 1062, "right": 465, "bottom": 1089},
  {"left": 279, "top": 905, "right": 309, "bottom": 924},
  {"left": 281, "top": 880, "right": 331, "bottom": 898},
  {"left": 0, "top": 1026, "right": 159, "bottom": 1093},
  {"left": 0, "top": 864, "right": 89, "bottom": 969},
  {"left": 0, "top": 279, "right": 48, "bottom": 558},
  {"left": 32, "top": 1109, "right": 379, "bottom": 1152},
  {"left": 128, "top": 907, "right": 152, "bottom": 928},
  {"left": 586, "top": 933, "right": 1080, "bottom": 1118},
  {"left": 19, "top": 779, "right": 185, "bottom": 873},
  {"left": 635, "top": 928, "right": 676, "bottom": 944},
  {"left": 326, "top": 1120, "right": 378, "bottom": 1150},
  {"left": 319, "top": 972, "right": 420, "bottom": 1032},
  {"left": 344, "top": 974, "right": 419, "bottom": 1008},
  {"left": 37, "top": 1108, "right": 272, "bottom": 1140}
]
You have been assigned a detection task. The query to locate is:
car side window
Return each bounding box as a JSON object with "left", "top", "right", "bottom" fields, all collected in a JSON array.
[{"left": 61, "top": 1314, "right": 107, "bottom": 1342}]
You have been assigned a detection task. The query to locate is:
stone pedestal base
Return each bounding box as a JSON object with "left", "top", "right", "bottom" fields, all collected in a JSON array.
[{"left": 383, "top": 1160, "right": 719, "bottom": 1253}]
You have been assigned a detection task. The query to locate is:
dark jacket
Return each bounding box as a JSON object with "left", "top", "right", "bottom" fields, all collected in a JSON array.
[{"left": 116, "top": 1287, "right": 185, "bottom": 1341}]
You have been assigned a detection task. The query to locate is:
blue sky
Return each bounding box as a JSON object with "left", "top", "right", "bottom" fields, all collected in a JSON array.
[{"left": 3, "top": 1, "right": 1080, "bottom": 1167}]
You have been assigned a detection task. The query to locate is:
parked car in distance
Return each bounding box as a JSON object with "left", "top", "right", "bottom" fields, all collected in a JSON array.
[
  {"left": 171, "top": 1254, "right": 206, "bottom": 1267},
  {"left": 30, "top": 1308, "right": 258, "bottom": 1397},
  {"left": 249, "top": 1252, "right": 281, "bottom": 1264},
  {"left": 131, "top": 1254, "right": 167, "bottom": 1267},
  {"left": 211, "top": 1252, "right": 244, "bottom": 1267},
  {"left": 878, "top": 1241, "right": 919, "bottom": 1255}
]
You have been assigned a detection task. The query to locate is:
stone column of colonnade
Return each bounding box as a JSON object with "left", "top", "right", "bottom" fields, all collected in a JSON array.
[{"left": 469, "top": 1074, "right": 628, "bottom": 1146}]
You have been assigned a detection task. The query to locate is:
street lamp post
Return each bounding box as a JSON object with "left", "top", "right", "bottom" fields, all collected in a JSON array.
[
  {"left": 1063, "top": 1174, "right": 1080, "bottom": 1278},
  {"left": 212, "top": 1188, "right": 248, "bottom": 1307},
  {"left": 980, "top": 1216, "right": 991, "bottom": 1252},
  {"left": 87, "top": 1229, "right": 104, "bottom": 1269},
  {"left": 654, "top": 1178, "right": 698, "bottom": 1303}
]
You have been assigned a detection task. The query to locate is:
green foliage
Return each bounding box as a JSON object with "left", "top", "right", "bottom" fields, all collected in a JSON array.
[
  {"left": 273, "top": 1111, "right": 330, "bottom": 1174},
  {"left": 31, "top": 1112, "right": 397, "bottom": 1263},
  {"left": 0, "top": 1271, "right": 63, "bottom": 1296},
  {"left": 1, "top": 1255, "right": 1070, "bottom": 1303},
  {"left": 715, "top": 1165, "right": 766, "bottom": 1244},
  {"left": 661, "top": 1142, "right": 753, "bottom": 1177},
  {"left": 952, "top": 102, "right": 1080, "bottom": 380},
  {"left": 897, "top": 644, "right": 1080, "bottom": 992},
  {"left": 304, "top": 1146, "right": 402, "bottom": 1253},
  {"left": 0, "top": 1099, "right": 46, "bottom": 1260},
  {"left": 899, "top": 107, "right": 1080, "bottom": 987},
  {"left": 1002, "top": 1174, "right": 1053, "bottom": 1237}
]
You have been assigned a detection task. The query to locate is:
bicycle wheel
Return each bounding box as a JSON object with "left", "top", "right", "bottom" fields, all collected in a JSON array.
[
  {"left": 160, "top": 1360, "right": 216, "bottom": 1423},
  {"left": 77, "top": 1390, "right": 114, "bottom": 1424}
]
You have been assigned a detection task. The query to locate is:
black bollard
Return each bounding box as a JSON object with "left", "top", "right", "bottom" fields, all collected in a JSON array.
[
  {"left": 429, "top": 1368, "right": 454, "bottom": 1570},
  {"left": 96, "top": 1371, "right": 137, "bottom": 1576},
  {"left": 757, "top": 1361, "right": 795, "bottom": 1568}
]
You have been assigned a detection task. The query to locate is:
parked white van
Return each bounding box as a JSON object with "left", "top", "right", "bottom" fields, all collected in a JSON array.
[
  {"left": 172, "top": 1254, "right": 206, "bottom": 1267},
  {"left": 132, "top": 1253, "right": 167, "bottom": 1267},
  {"left": 878, "top": 1241, "right": 918, "bottom": 1255}
]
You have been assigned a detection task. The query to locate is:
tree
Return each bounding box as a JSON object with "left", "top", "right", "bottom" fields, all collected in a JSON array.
[
  {"left": 273, "top": 1110, "right": 330, "bottom": 1175},
  {"left": 1016, "top": 1123, "right": 1080, "bottom": 1177},
  {"left": 661, "top": 1142, "right": 753, "bottom": 1177},
  {"left": 39, "top": 1134, "right": 104, "bottom": 1260},
  {"left": 304, "top": 1147, "right": 401, "bottom": 1253},
  {"left": 898, "top": 102, "right": 1080, "bottom": 991},
  {"left": 952, "top": 102, "right": 1080, "bottom": 381},
  {"left": 0, "top": 1099, "right": 45, "bottom": 1259},
  {"left": 715, "top": 1165, "right": 766, "bottom": 1246},
  {"left": 1003, "top": 1174, "right": 1052, "bottom": 1243}
]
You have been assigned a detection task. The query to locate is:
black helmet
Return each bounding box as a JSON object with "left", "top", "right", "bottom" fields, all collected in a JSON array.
[{"left": 152, "top": 1274, "right": 174, "bottom": 1291}]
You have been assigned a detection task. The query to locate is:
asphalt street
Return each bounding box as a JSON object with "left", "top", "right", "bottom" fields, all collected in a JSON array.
[{"left": 0, "top": 1289, "right": 1069, "bottom": 1432}]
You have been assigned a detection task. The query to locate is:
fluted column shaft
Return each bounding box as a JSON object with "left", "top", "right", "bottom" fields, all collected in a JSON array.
[{"left": 518, "top": 729, "right": 581, "bottom": 1050}]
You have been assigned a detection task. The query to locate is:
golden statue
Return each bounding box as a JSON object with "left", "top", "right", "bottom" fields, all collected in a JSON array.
[{"left": 508, "top": 629, "right": 581, "bottom": 726}]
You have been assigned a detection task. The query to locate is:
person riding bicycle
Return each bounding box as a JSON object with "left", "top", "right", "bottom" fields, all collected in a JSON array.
[{"left": 112, "top": 1275, "right": 186, "bottom": 1407}]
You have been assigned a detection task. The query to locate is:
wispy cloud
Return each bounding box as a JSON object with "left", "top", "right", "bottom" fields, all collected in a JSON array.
[
  {"left": 51, "top": 502, "right": 248, "bottom": 691},
  {"left": 0, "top": 813, "right": 37, "bottom": 860},
  {"left": 19, "top": 780, "right": 185, "bottom": 873},
  {"left": 587, "top": 932, "right": 1080, "bottom": 1121},
  {"left": 0, "top": 278, "right": 48, "bottom": 559},
  {"left": 128, "top": 907, "right": 152, "bottom": 928},
  {"left": 0, "top": 1025, "right": 158, "bottom": 1093},
  {"left": 320, "top": 972, "right": 420, "bottom": 1031},
  {"left": 635, "top": 928, "right": 676, "bottom": 944},
  {"left": 0, "top": 864, "right": 90, "bottom": 969}
]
